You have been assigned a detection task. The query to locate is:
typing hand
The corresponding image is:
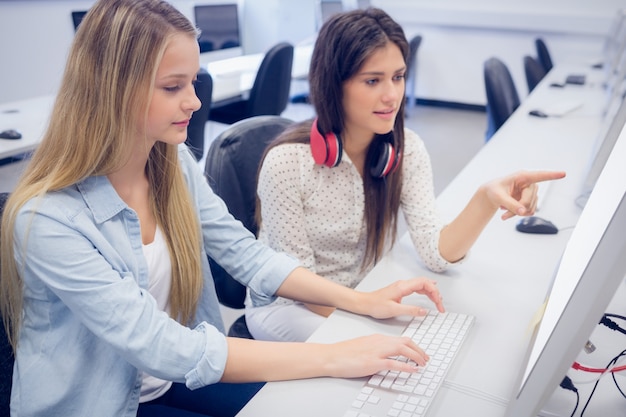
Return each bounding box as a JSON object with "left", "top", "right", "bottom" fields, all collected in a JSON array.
[
  {"left": 326, "top": 334, "right": 429, "bottom": 378},
  {"left": 357, "top": 277, "right": 445, "bottom": 320}
]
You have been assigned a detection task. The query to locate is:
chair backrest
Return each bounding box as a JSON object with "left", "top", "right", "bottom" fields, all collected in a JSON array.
[
  {"left": 405, "top": 35, "right": 423, "bottom": 111},
  {"left": 204, "top": 116, "right": 294, "bottom": 309},
  {"left": 0, "top": 192, "right": 13, "bottom": 415},
  {"left": 71, "top": 10, "right": 87, "bottom": 31},
  {"left": 484, "top": 57, "right": 520, "bottom": 140},
  {"left": 186, "top": 68, "right": 213, "bottom": 161},
  {"left": 535, "top": 38, "right": 553, "bottom": 73},
  {"left": 247, "top": 42, "right": 294, "bottom": 119},
  {"left": 406, "top": 35, "right": 423, "bottom": 83},
  {"left": 523, "top": 55, "right": 547, "bottom": 93}
]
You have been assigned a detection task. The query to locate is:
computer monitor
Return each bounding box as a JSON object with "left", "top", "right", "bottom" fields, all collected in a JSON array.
[
  {"left": 317, "top": 0, "right": 344, "bottom": 29},
  {"left": 601, "top": 10, "right": 626, "bottom": 87},
  {"left": 194, "top": 4, "right": 241, "bottom": 55},
  {"left": 578, "top": 90, "right": 626, "bottom": 208},
  {"left": 504, "top": 123, "right": 626, "bottom": 417},
  {"left": 71, "top": 10, "right": 88, "bottom": 32}
]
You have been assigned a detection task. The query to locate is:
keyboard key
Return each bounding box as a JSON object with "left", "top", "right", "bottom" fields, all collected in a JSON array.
[{"left": 346, "top": 310, "right": 474, "bottom": 417}]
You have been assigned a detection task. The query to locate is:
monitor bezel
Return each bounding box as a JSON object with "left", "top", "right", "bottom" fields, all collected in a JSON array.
[{"left": 504, "top": 124, "right": 626, "bottom": 417}]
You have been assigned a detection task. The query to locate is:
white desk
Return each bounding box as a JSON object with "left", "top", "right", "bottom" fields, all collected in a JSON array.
[
  {"left": 236, "top": 65, "right": 620, "bottom": 416},
  {"left": 0, "top": 44, "right": 314, "bottom": 162},
  {"left": 0, "top": 95, "right": 54, "bottom": 160},
  {"left": 205, "top": 44, "right": 313, "bottom": 105}
]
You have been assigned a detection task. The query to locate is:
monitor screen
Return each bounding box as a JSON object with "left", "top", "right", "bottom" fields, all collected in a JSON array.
[
  {"left": 194, "top": 4, "right": 241, "bottom": 54},
  {"left": 504, "top": 122, "right": 626, "bottom": 417},
  {"left": 71, "top": 10, "right": 87, "bottom": 32},
  {"left": 318, "top": 0, "right": 343, "bottom": 29},
  {"left": 578, "top": 92, "right": 626, "bottom": 208}
]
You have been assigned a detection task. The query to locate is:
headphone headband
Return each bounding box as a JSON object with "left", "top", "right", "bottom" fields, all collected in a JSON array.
[{"left": 310, "top": 118, "right": 400, "bottom": 178}]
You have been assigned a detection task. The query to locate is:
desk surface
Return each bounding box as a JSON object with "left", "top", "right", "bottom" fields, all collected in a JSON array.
[
  {"left": 236, "top": 65, "right": 621, "bottom": 416},
  {"left": 0, "top": 45, "right": 314, "bottom": 161},
  {"left": 0, "top": 95, "right": 54, "bottom": 160}
]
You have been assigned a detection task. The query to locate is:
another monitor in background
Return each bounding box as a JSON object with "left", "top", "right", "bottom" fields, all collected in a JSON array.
[
  {"left": 71, "top": 10, "right": 88, "bottom": 32},
  {"left": 600, "top": 9, "right": 626, "bottom": 81},
  {"left": 317, "top": 0, "right": 344, "bottom": 30},
  {"left": 504, "top": 123, "right": 626, "bottom": 417},
  {"left": 194, "top": 4, "right": 242, "bottom": 61},
  {"left": 578, "top": 86, "right": 626, "bottom": 208}
]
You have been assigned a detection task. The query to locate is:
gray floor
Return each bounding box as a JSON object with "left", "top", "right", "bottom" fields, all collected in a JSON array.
[{"left": 0, "top": 101, "right": 488, "bottom": 330}]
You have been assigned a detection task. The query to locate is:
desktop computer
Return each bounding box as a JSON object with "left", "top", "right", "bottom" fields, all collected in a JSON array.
[
  {"left": 194, "top": 4, "right": 242, "bottom": 60},
  {"left": 504, "top": 122, "right": 626, "bottom": 417}
]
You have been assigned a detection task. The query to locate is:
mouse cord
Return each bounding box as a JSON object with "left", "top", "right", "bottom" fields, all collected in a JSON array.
[{"left": 441, "top": 380, "right": 508, "bottom": 406}]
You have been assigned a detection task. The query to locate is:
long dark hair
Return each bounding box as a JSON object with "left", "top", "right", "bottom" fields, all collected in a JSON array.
[{"left": 258, "top": 8, "right": 409, "bottom": 269}]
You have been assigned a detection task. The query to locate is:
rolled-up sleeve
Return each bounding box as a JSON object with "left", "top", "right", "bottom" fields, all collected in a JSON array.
[{"left": 184, "top": 322, "right": 229, "bottom": 388}]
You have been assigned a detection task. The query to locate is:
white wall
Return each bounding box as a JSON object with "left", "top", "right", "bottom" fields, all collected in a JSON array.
[
  {"left": 0, "top": 0, "right": 319, "bottom": 104},
  {"left": 0, "top": 0, "right": 623, "bottom": 105},
  {"left": 377, "top": 0, "right": 622, "bottom": 105}
]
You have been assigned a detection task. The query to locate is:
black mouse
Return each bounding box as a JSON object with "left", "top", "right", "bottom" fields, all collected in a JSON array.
[
  {"left": 516, "top": 216, "right": 558, "bottom": 234},
  {"left": 528, "top": 110, "right": 548, "bottom": 118},
  {"left": 0, "top": 129, "right": 22, "bottom": 140}
]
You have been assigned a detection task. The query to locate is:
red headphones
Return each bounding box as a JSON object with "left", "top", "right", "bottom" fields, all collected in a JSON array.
[{"left": 310, "top": 118, "right": 400, "bottom": 178}]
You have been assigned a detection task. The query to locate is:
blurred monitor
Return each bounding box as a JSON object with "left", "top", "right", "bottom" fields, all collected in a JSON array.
[
  {"left": 317, "top": 0, "right": 344, "bottom": 29},
  {"left": 602, "top": 10, "right": 626, "bottom": 87},
  {"left": 579, "top": 89, "right": 626, "bottom": 208},
  {"left": 71, "top": 10, "right": 88, "bottom": 32},
  {"left": 194, "top": 4, "right": 242, "bottom": 58},
  {"left": 504, "top": 123, "right": 626, "bottom": 417}
]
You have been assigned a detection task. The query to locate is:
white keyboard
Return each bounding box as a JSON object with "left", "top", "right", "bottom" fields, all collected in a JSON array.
[{"left": 343, "top": 310, "right": 475, "bottom": 417}]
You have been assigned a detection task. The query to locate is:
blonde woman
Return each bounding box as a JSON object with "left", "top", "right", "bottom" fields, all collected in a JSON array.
[{"left": 0, "top": 1, "right": 446, "bottom": 416}]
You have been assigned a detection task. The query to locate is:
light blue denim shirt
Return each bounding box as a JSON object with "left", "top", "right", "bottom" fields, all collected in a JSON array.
[{"left": 10, "top": 146, "right": 300, "bottom": 416}]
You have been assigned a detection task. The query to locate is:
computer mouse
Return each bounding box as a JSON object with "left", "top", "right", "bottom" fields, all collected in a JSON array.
[
  {"left": 528, "top": 110, "right": 548, "bottom": 118},
  {"left": 516, "top": 216, "right": 558, "bottom": 234},
  {"left": 0, "top": 129, "right": 22, "bottom": 140}
]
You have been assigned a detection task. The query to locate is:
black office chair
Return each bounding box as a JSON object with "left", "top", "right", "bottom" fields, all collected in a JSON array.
[
  {"left": 71, "top": 10, "right": 88, "bottom": 32},
  {"left": 208, "top": 42, "right": 294, "bottom": 125},
  {"left": 535, "top": 38, "right": 554, "bottom": 73},
  {"left": 483, "top": 57, "right": 521, "bottom": 141},
  {"left": 204, "top": 116, "right": 295, "bottom": 338},
  {"left": 185, "top": 68, "right": 213, "bottom": 161},
  {"left": 523, "top": 55, "right": 547, "bottom": 93},
  {"left": 0, "top": 192, "right": 14, "bottom": 415},
  {"left": 405, "top": 34, "right": 423, "bottom": 114}
]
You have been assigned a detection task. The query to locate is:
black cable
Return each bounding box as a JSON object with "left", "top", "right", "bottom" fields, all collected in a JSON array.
[
  {"left": 604, "top": 313, "right": 626, "bottom": 322},
  {"left": 560, "top": 376, "right": 579, "bottom": 417},
  {"left": 599, "top": 314, "right": 626, "bottom": 336},
  {"left": 580, "top": 349, "right": 626, "bottom": 416}
]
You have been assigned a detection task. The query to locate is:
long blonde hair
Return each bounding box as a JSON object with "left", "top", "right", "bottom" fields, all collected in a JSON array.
[{"left": 0, "top": 0, "right": 203, "bottom": 351}]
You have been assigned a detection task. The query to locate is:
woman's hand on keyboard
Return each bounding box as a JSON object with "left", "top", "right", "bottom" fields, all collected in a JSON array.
[
  {"left": 353, "top": 277, "right": 445, "bottom": 320},
  {"left": 325, "top": 334, "right": 429, "bottom": 378}
]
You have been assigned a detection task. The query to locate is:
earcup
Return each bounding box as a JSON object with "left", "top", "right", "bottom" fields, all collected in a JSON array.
[
  {"left": 370, "top": 141, "right": 400, "bottom": 178},
  {"left": 310, "top": 119, "right": 399, "bottom": 177},
  {"left": 310, "top": 119, "right": 342, "bottom": 167}
]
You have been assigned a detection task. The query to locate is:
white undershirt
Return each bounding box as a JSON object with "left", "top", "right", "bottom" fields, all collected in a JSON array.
[{"left": 139, "top": 226, "right": 174, "bottom": 403}]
